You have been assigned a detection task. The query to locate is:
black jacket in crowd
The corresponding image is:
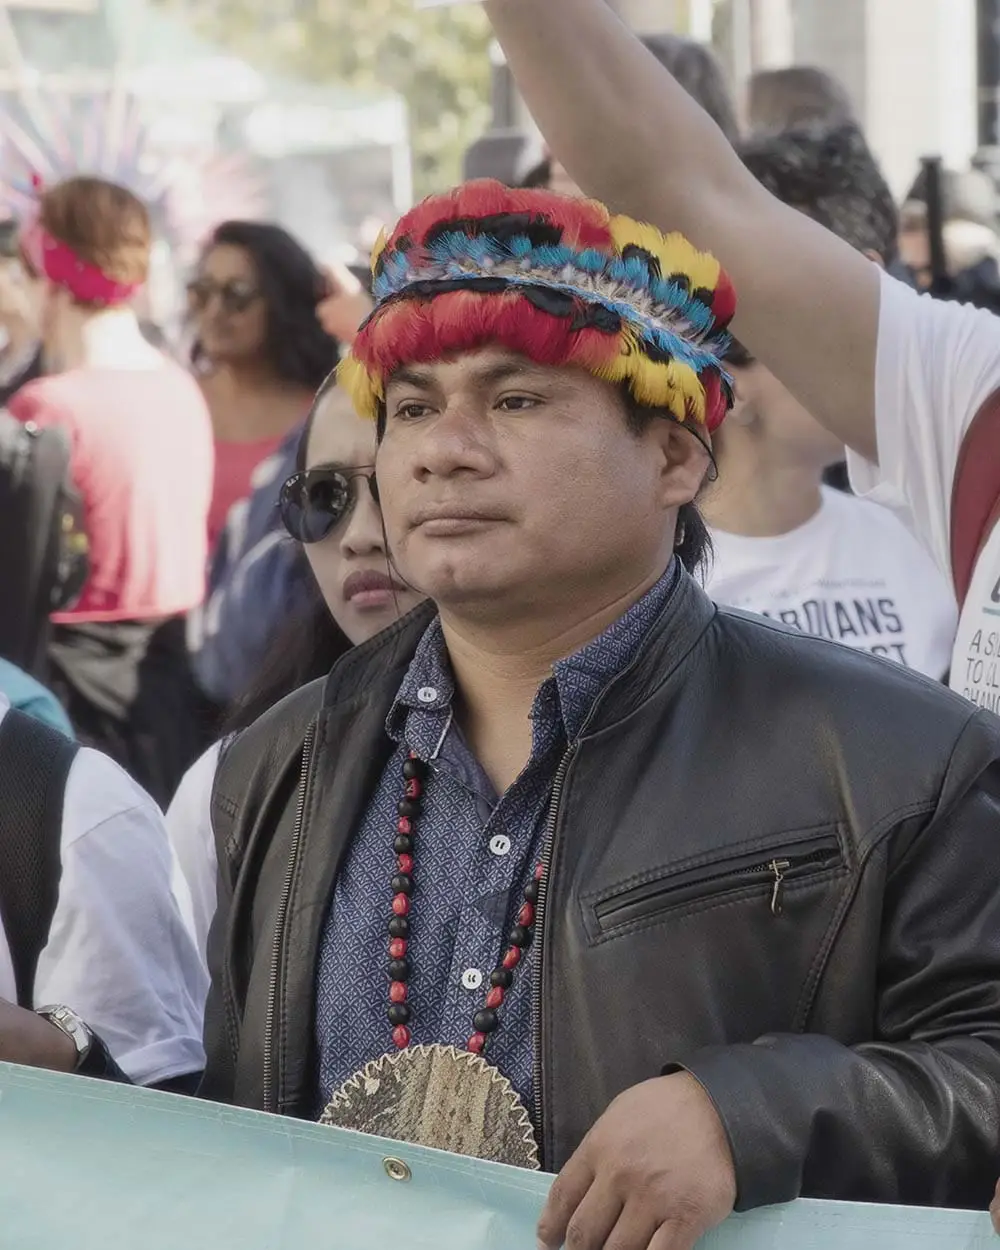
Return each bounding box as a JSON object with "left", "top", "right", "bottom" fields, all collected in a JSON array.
[{"left": 203, "top": 571, "right": 1000, "bottom": 1211}]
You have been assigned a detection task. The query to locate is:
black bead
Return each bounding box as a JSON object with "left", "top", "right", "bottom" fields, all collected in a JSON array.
[
  {"left": 391, "top": 873, "right": 413, "bottom": 896},
  {"left": 490, "top": 967, "right": 513, "bottom": 989},
  {"left": 509, "top": 924, "right": 532, "bottom": 949},
  {"left": 388, "top": 1003, "right": 411, "bottom": 1026},
  {"left": 402, "top": 757, "right": 427, "bottom": 781},
  {"left": 397, "top": 798, "right": 421, "bottom": 820},
  {"left": 388, "top": 916, "right": 410, "bottom": 939},
  {"left": 388, "top": 958, "right": 411, "bottom": 982},
  {"left": 394, "top": 834, "right": 414, "bottom": 856},
  {"left": 472, "top": 1008, "right": 499, "bottom": 1034},
  {"left": 523, "top": 879, "right": 539, "bottom": 904}
]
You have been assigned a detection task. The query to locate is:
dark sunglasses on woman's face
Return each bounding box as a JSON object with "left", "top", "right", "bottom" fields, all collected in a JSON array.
[
  {"left": 279, "top": 467, "right": 379, "bottom": 544},
  {"left": 186, "top": 277, "right": 262, "bottom": 316}
]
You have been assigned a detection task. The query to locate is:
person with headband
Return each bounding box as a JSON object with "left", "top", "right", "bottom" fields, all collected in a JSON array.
[
  {"left": 8, "top": 176, "right": 214, "bottom": 805},
  {"left": 202, "top": 182, "right": 1000, "bottom": 1248}
]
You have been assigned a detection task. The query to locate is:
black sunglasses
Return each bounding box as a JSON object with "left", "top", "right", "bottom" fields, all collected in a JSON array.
[
  {"left": 186, "top": 277, "right": 262, "bottom": 316},
  {"left": 279, "top": 467, "right": 379, "bottom": 544}
]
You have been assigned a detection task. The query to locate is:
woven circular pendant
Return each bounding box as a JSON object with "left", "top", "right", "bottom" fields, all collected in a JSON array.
[{"left": 319, "top": 1043, "right": 540, "bottom": 1170}]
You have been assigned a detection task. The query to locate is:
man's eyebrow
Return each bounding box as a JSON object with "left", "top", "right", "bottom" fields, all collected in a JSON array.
[{"left": 387, "top": 366, "right": 436, "bottom": 391}]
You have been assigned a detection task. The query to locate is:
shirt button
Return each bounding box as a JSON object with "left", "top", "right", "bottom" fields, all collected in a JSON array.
[
  {"left": 417, "top": 686, "right": 439, "bottom": 704},
  {"left": 489, "top": 834, "right": 512, "bottom": 857},
  {"left": 461, "top": 968, "right": 483, "bottom": 991}
]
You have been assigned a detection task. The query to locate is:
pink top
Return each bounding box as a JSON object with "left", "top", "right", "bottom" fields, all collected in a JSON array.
[
  {"left": 208, "top": 433, "right": 285, "bottom": 553},
  {"left": 9, "top": 364, "right": 214, "bottom": 623}
]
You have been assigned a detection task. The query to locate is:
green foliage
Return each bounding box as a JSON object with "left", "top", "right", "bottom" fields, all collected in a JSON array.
[{"left": 154, "top": 0, "right": 493, "bottom": 196}]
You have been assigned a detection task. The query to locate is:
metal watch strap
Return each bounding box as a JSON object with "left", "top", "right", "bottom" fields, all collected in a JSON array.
[{"left": 35, "top": 1004, "right": 93, "bottom": 1069}]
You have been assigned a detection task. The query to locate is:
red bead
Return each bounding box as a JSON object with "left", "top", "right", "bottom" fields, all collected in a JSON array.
[
  {"left": 392, "top": 1025, "right": 411, "bottom": 1049},
  {"left": 389, "top": 938, "right": 407, "bottom": 959},
  {"left": 518, "top": 902, "right": 535, "bottom": 927},
  {"left": 392, "top": 893, "right": 411, "bottom": 916},
  {"left": 397, "top": 853, "right": 414, "bottom": 875},
  {"left": 467, "top": 1032, "right": 486, "bottom": 1055},
  {"left": 486, "top": 986, "right": 504, "bottom": 1009},
  {"left": 534, "top": 862, "right": 545, "bottom": 880},
  {"left": 390, "top": 981, "right": 408, "bottom": 1004},
  {"left": 405, "top": 778, "right": 423, "bottom": 799},
  {"left": 502, "top": 947, "right": 522, "bottom": 970},
  {"left": 397, "top": 817, "right": 412, "bottom": 836}
]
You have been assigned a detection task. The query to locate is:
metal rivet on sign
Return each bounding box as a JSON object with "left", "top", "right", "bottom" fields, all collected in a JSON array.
[{"left": 383, "top": 1157, "right": 412, "bottom": 1182}]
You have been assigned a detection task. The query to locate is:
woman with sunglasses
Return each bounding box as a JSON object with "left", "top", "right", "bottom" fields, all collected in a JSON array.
[
  {"left": 189, "top": 221, "right": 341, "bottom": 551},
  {"left": 167, "top": 376, "right": 425, "bottom": 963}
]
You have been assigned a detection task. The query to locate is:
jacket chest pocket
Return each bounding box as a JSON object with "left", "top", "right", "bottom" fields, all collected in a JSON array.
[{"left": 585, "top": 828, "right": 845, "bottom": 942}]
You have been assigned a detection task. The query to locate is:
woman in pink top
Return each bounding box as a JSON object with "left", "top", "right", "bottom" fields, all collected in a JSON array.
[
  {"left": 188, "top": 221, "right": 340, "bottom": 551},
  {"left": 9, "top": 175, "right": 215, "bottom": 804}
]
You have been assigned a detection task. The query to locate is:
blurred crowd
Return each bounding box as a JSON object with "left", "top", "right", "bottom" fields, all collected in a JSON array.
[{"left": 2, "top": 15, "right": 1000, "bottom": 1241}]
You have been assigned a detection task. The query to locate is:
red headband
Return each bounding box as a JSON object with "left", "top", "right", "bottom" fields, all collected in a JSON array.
[{"left": 19, "top": 214, "right": 143, "bottom": 308}]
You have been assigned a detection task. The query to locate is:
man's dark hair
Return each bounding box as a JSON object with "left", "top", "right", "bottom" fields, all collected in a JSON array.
[
  {"left": 747, "top": 66, "right": 856, "bottom": 136},
  {"left": 739, "top": 121, "right": 898, "bottom": 265},
  {"left": 641, "top": 34, "right": 740, "bottom": 145},
  {"left": 192, "top": 220, "right": 340, "bottom": 390}
]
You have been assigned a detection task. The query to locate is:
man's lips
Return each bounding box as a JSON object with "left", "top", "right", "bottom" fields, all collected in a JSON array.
[
  {"left": 410, "top": 506, "right": 508, "bottom": 532},
  {"left": 342, "top": 569, "right": 404, "bottom": 601}
]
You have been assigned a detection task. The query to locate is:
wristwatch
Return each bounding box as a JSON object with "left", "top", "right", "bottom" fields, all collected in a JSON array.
[{"left": 35, "top": 1004, "right": 96, "bottom": 1073}]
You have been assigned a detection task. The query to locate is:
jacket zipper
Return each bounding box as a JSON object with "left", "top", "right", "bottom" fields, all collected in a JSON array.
[
  {"left": 531, "top": 744, "right": 577, "bottom": 1160},
  {"left": 595, "top": 843, "right": 840, "bottom": 930},
  {"left": 262, "top": 721, "right": 316, "bottom": 1114}
]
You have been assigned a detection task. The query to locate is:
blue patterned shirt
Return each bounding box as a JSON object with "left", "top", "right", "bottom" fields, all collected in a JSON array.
[{"left": 314, "top": 561, "right": 680, "bottom": 1116}]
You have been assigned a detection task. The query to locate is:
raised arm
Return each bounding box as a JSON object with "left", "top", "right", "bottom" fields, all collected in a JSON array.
[{"left": 485, "top": 0, "right": 881, "bottom": 461}]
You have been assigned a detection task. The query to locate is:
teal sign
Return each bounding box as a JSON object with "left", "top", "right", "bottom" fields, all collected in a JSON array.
[{"left": 0, "top": 1064, "right": 992, "bottom": 1249}]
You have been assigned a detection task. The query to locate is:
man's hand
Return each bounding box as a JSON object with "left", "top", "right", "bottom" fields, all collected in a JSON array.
[
  {"left": 0, "top": 1000, "right": 77, "bottom": 1073},
  {"left": 991, "top": 1179, "right": 1000, "bottom": 1234},
  {"left": 538, "top": 1072, "right": 736, "bottom": 1250},
  {"left": 316, "top": 262, "right": 373, "bottom": 345}
]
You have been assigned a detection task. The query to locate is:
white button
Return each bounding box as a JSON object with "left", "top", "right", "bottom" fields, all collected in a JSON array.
[
  {"left": 417, "top": 686, "right": 439, "bottom": 704},
  {"left": 461, "top": 968, "right": 483, "bottom": 991},
  {"left": 489, "top": 834, "right": 512, "bottom": 857}
]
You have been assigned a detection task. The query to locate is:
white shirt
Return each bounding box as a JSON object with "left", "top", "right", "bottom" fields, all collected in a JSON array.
[
  {"left": 165, "top": 740, "right": 222, "bottom": 966},
  {"left": 847, "top": 271, "right": 1000, "bottom": 710},
  {"left": 0, "top": 698, "right": 208, "bottom": 1085},
  {"left": 706, "top": 487, "right": 957, "bottom": 679}
]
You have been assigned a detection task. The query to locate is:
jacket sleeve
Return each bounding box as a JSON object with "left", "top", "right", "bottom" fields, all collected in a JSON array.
[{"left": 678, "top": 709, "right": 1000, "bottom": 1212}]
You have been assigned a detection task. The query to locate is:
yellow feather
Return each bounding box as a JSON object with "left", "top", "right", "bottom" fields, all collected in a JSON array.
[
  {"left": 337, "top": 354, "right": 379, "bottom": 421},
  {"left": 369, "top": 228, "right": 389, "bottom": 277},
  {"left": 609, "top": 216, "right": 720, "bottom": 291}
]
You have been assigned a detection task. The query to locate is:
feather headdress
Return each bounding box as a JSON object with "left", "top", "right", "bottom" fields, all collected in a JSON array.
[{"left": 340, "top": 180, "right": 736, "bottom": 433}]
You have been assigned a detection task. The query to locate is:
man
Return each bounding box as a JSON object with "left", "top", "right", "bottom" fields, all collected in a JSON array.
[
  {"left": 704, "top": 122, "right": 957, "bottom": 679},
  {"left": 485, "top": 0, "right": 1000, "bottom": 717},
  {"left": 0, "top": 693, "right": 206, "bottom": 1087},
  {"left": 204, "top": 182, "right": 1000, "bottom": 1246}
]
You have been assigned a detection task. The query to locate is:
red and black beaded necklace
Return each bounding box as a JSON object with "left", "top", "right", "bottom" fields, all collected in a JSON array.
[{"left": 386, "top": 752, "right": 542, "bottom": 1055}]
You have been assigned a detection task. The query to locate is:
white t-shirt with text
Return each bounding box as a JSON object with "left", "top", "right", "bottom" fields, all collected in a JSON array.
[
  {"left": 0, "top": 698, "right": 208, "bottom": 1084},
  {"left": 847, "top": 271, "right": 1000, "bottom": 711},
  {"left": 706, "top": 487, "right": 957, "bottom": 679}
]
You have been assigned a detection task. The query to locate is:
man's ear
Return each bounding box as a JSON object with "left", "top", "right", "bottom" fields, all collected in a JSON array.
[
  {"left": 654, "top": 418, "right": 713, "bottom": 510},
  {"left": 863, "top": 249, "right": 887, "bottom": 271}
]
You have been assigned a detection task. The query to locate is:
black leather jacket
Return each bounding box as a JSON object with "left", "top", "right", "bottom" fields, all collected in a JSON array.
[{"left": 203, "top": 572, "right": 1000, "bottom": 1211}]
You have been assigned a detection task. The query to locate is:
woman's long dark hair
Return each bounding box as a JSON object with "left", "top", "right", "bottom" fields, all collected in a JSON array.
[{"left": 192, "top": 220, "right": 340, "bottom": 390}]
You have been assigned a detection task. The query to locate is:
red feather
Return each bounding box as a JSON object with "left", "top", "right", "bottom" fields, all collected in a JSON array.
[{"left": 384, "top": 179, "right": 612, "bottom": 255}]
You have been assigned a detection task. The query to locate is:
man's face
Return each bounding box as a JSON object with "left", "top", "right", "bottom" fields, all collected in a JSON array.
[{"left": 376, "top": 348, "right": 706, "bottom": 621}]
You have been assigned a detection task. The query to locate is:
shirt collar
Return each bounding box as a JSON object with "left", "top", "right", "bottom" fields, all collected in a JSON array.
[{"left": 387, "top": 558, "right": 680, "bottom": 748}]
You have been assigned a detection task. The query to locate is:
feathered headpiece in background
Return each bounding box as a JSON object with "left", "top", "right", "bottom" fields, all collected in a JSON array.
[
  {"left": 0, "top": 90, "right": 266, "bottom": 259},
  {"left": 340, "top": 179, "right": 736, "bottom": 433}
]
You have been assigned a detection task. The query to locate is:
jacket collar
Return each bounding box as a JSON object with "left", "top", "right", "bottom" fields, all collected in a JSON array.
[{"left": 320, "top": 569, "right": 717, "bottom": 738}]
